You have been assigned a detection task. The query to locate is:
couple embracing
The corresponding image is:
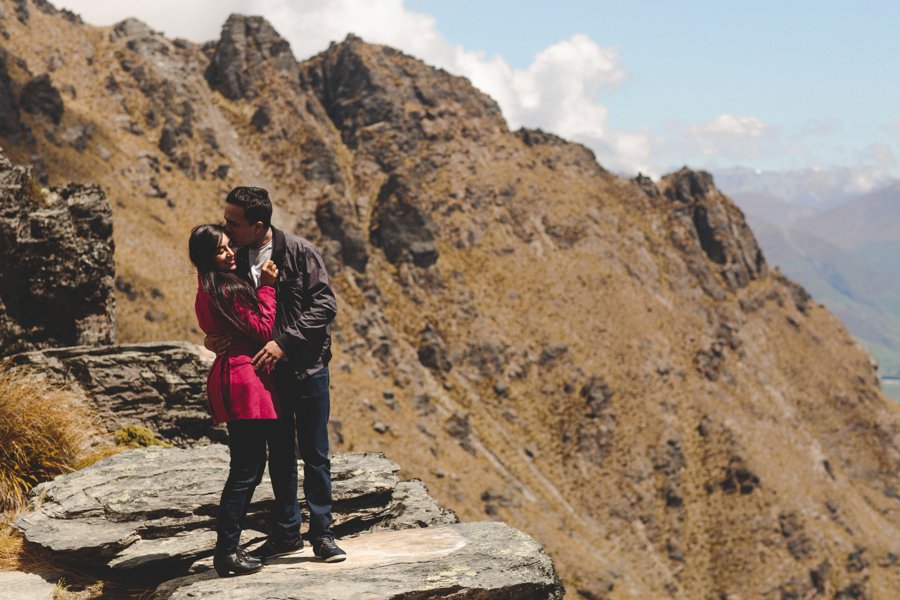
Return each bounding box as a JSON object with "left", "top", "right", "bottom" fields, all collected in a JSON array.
[{"left": 188, "top": 186, "right": 345, "bottom": 577}]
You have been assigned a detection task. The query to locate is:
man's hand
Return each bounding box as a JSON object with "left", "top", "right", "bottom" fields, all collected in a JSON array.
[
  {"left": 253, "top": 340, "right": 285, "bottom": 372},
  {"left": 259, "top": 259, "right": 278, "bottom": 287},
  {"left": 204, "top": 334, "right": 232, "bottom": 355}
]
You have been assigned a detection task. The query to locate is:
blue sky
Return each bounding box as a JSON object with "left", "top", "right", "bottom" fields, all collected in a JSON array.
[
  {"left": 408, "top": 1, "right": 900, "bottom": 174},
  {"left": 55, "top": 1, "right": 900, "bottom": 184}
]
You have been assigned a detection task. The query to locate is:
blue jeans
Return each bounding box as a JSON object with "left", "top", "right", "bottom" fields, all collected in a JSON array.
[
  {"left": 216, "top": 420, "right": 271, "bottom": 552},
  {"left": 268, "top": 367, "right": 333, "bottom": 542}
]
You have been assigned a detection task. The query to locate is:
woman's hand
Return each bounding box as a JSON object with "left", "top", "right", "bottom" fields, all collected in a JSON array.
[{"left": 259, "top": 259, "right": 278, "bottom": 287}]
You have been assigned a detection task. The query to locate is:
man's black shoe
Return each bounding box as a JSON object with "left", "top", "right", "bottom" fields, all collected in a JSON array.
[
  {"left": 213, "top": 548, "right": 263, "bottom": 577},
  {"left": 312, "top": 536, "right": 347, "bottom": 563},
  {"left": 250, "top": 537, "right": 305, "bottom": 561}
]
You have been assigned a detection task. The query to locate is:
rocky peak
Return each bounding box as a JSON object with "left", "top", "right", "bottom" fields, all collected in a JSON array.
[
  {"left": 662, "top": 166, "right": 716, "bottom": 203},
  {"left": 302, "top": 34, "right": 507, "bottom": 158},
  {"left": 661, "top": 167, "right": 768, "bottom": 293},
  {"left": 205, "top": 14, "right": 297, "bottom": 100}
]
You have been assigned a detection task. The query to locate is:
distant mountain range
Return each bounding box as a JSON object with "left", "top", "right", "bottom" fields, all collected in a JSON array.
[
  {"left": 724, "top": 178, "right": 900, "bottom": 378},
  {"left": 715, "top": 166, "right": 897, "bottom": 211}
]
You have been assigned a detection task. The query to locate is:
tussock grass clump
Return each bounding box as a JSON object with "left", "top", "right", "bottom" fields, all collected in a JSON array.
[
  {"left": 114, "top": 424, "right": 171, "bottom": 448},
  {"left": 0, "top": 366, "right": 91, "bottom": 511}
]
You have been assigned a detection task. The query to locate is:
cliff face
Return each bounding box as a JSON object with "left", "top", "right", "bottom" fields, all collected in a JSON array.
[
  {"left": 1, "top": 2, "right": 899, "bottom": 597},
  {"left": 0, "top": 151, "right": 114, "bottom": 353}
]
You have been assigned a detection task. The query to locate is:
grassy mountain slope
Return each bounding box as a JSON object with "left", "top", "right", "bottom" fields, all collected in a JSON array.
[{"left": 749, "top": 217, "right": 900, "bottom": 377}]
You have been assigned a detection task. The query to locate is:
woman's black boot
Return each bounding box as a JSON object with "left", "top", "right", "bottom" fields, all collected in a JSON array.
[{"left": 214, "top": 547, "right": 263, "bottom": 577}]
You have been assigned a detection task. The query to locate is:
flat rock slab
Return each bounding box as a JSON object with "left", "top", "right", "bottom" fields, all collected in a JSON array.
[
  {"left": 156, "top": 522, "right": 564, "bottom": 599},
  {"left": 0, "top": 571, "right": 56, "bottom": 600},
  {"left": 14, "top": 446, "right": 456, "bottom": 575},
  {"left": 4, "top": 342, "right": 218, "bottom": 445}
]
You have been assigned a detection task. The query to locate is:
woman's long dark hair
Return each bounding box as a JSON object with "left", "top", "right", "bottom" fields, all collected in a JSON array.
[{"left": 189, "top": 223, "right": 260, "bottom": 332}]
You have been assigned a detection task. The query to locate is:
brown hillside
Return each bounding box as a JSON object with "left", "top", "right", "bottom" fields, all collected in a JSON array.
[{"left": 1, "top": 3, "right": 899, "bottom": 598}]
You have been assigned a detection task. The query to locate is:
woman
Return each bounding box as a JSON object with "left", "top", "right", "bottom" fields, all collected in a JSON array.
[{"left": 189, "top": 223, "right": 279, "bottom": 577}]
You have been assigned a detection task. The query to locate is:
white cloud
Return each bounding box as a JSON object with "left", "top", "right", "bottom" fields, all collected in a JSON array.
[
  {"left": 701, "top": 114, "right": 767, "bottom": 138},
  {"left": 55, "top": 0, "right": 649, "bottom": 173},
  {"left": 55, "top": 0, "right": 248, "bottom": 42},
  {"left": 653, "top": 114, "right": 779, "bottom": 169}
]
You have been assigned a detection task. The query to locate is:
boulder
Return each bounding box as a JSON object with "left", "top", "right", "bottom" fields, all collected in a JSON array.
[
  {"left": 14, "top": 447, "right": 457, "bottom": 576},
  {"left": 0, "top": 153, "right": 115, "bottom": 355},
  {"left": 4, "top": 342, "right": 216, "bottom": 445},
  {"left": 156, "top": 522, "right": 564, "bottom": 600}
]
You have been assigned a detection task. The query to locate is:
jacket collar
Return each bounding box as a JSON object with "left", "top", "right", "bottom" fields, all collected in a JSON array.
[{"left": 270, "top": 226, "right": 287, "bottom": 268}]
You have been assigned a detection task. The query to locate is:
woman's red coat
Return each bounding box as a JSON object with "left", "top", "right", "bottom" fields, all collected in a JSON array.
[{"left": 194, "top": 282, "right": 279, "bottom": 424}]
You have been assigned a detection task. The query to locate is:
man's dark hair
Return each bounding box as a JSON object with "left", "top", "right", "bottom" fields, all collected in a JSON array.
[{"left": 225, "top": 186, "right": 272, "bottom": 229}]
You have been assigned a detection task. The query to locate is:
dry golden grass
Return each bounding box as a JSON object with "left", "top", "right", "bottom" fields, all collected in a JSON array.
[
  {"left": 0, "top": 367, "right": 93, "bottom": 512},
  {"left": 0, "top": 511, "right": 24, "bottom": 571}
]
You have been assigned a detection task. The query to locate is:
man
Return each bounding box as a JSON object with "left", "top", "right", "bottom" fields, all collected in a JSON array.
[{"left": 209, "top": 186, "right": 346, "bottom": 562}]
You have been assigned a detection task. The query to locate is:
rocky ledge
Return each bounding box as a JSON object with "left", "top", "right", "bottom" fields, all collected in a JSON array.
[
  {"left": 14, "top": 445, "right": 562, "bottom": 598},
  {"left": 14, "top": 447, "right": 456, "bottom": 574},
  {"left": 157, "top": 522, "right": 564, "bottom": 600}
]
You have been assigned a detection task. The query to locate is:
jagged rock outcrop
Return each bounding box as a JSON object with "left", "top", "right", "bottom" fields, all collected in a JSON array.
[
  {"left": 156, "top": 522, "right": 563, "bottom": 600},
  {"left": 301, "top": 33, "right": 507, "bottom": 163},
  {"left": 370, "top": 173, "right": 438, "bottom": 267},
  {"left": 4, "top": 342, "right": 217, "bottom": 444},
  {"left": 0, "top": 152, "right": 114, "bottom": 355},
  {"left": 205, "top": 14, "right": 297, "bottom": 100},
  {"left": 111, "top": 18, "right": 171, "bottom": 59},
  {"left": 14, "top": 447, "right": 458, "bottom": 574},
  {"left": 660, "top": 167, "right": 768, "bottom": 296},
  {"left": 19, "top": 73, "right": 62, "bottom": 124},
  {"left": 315, "top": 194, "right": 369, "bottom": 272}
]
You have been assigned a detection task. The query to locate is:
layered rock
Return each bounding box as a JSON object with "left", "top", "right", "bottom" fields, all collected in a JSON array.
[
  {"left": 4, "top": 342, "right": 218, "bottom": 444},
  {"left": 0, "top": 152, "right": 115, "bottom": 355},
  {"left": 156, "top": 522, "right": 563, "bottom": 600},
  {"left": 14, "top": 447, "right": 458, "bottom": 575}
]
